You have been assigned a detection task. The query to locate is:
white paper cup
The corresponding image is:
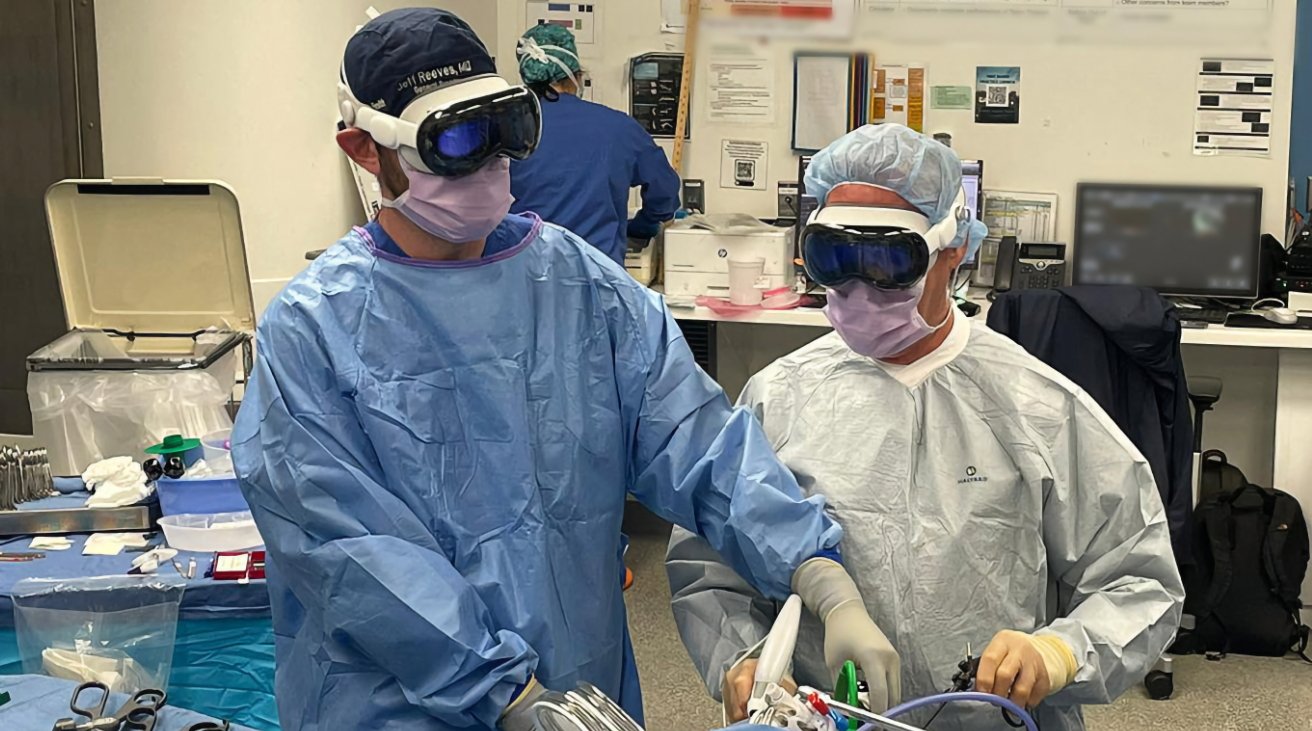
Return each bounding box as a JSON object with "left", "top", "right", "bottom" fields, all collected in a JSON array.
[{"left": 727, "top": 258, "right": 766, "bottom": 305}]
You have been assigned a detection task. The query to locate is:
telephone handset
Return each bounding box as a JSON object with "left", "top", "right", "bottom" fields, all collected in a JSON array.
[{"left": 993, "top": 236, "right": 1019, "bottom": 294}]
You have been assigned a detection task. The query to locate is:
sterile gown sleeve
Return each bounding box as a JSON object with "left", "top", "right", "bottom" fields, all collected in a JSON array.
[
  {"left": 619, "top": 294, "right": 842, "bottom": 601},
  {"left": 234, "top": 308, "right": 538, "bottom": 728},
  {"left": 1034, "top": 390, "right": 1185, "bottom": 706},
  {"left": 667, "top": 526, "right": 779, "bottom": 700},
  {"left": 627, "top": 119, "right": 681, "bottom": 233},
  {"left": 661, "top": 372, "right": 800, "bottom": 699}
]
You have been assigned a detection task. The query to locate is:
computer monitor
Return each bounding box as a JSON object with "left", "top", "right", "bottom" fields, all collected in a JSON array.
[
  {"left": 960, "top": 160, "right": 984, "bottom": 268},
  {"left": 1073, "top": 183, "right": 1263, "bottom": 299}
]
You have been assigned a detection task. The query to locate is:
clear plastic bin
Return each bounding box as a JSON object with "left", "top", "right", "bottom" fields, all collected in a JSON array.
[
  {"left": 201, "top": 428, "right": 232, "bottom": 459},
  {"left": 12, "top": 576, "right": 187, "bottom": 693},
  {"left": 27, "top": 330, "right": 248, "bottom": 476},
  {"left": 159, "top": 511, "right": 263, "bottom": 552}
]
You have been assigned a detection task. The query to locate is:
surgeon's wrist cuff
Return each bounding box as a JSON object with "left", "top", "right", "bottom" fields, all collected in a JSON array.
[
  {"left": 792, "top": 557, "right": 863, "bottom": 620},
  {"left": 809, "top": 548, "right": 843, "bottom": 565},
  {"left": 1030, "top": 635, "right": 1078, "bottom": 692}
]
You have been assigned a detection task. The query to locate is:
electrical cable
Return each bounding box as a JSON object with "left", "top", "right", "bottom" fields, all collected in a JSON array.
[{"left": 854, "top": 692, "right": 1039, "bottom": 731}]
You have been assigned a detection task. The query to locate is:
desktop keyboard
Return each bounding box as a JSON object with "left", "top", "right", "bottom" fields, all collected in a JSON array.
[{"left": 1176, "top": 307, "right": 1230, "bottom": 324}]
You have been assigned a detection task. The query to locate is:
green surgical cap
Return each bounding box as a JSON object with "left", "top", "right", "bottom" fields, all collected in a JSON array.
[{"left": 517, "top": 23, "right": 581, "bottom": 85}]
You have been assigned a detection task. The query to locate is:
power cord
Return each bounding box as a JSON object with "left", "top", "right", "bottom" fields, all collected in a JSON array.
[{"left": 921, "top": 650, "right": 1039, "bottom": 730}]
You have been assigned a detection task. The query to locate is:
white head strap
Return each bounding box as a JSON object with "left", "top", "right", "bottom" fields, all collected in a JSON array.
[{"left": 516, "top": 36, "right": 581, "bottom": 86}]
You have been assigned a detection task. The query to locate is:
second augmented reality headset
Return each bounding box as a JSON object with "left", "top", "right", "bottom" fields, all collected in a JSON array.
[
  {"left": 802, "top": 182, "right": 970, "bottom": 290},
  {"left": 339, "top": 74, "right": 542, "bottom": 178}
]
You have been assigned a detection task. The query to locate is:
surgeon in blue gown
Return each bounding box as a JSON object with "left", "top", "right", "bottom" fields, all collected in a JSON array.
[
  {"left": 234, "top": 9, "right": 884, "bottom": 731},
  {"left": 509, "top": 23, "right": 681, "bottom": 265}
]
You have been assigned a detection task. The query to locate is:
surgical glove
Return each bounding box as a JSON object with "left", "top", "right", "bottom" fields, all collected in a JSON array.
[
  {"left": 723, "top": 657, "right": 798, "bottom": 723},
  {"left": 627, "top": 216, "right": 662, "bottom": 242},
  {"left": 976, "top": 630, "right": 1078, "bottom": 709},
  {"left": 499, "top": 677, "right": 546, "bottom": 731},
  {"left": 792, "top": 558, "right": 901, "bottom": 711}
]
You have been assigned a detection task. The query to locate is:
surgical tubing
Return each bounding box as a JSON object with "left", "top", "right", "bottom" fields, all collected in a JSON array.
[{"left": 857, "top": 692, "right": 1039, "bottom": 731}]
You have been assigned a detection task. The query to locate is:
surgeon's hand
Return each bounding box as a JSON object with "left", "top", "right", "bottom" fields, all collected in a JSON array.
[
  {"left": 791, "top": 558, "right": 901, "bottom": 711},
  {"left": 722, "top": 658, "right": 798, "bottom": 723},
  {"left": 822, "top": 599, "right": 901, "bottom": 711},
  {"left": 976, "top": 631, "right": 1078, "bottom": 709}
]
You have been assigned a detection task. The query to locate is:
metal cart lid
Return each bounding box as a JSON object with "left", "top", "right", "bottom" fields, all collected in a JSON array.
[{"left": 44, "top": 178, "right": 256, "bottom": 334}]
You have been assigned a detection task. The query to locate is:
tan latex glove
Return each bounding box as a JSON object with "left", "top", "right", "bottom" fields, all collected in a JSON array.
[
  {"left": 976, "top": 630, "right": 1078, "bottom": 709},
  {"left": 722, "top": 658, "right": 798, "bottom": 723}
]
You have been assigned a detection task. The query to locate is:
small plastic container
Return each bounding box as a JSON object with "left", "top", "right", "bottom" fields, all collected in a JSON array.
[
  {"left": 201, "top": 429, "right": 232, "bottom": 463},
  {"left": 159, "top": 511, "right": 263, "bottom": 552},
  {"left": 155, "top": 475, "right": 249, "bottom": 516}
]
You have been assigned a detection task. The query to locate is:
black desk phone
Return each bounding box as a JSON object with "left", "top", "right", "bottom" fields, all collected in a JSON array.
[{"left": 993, "top": 237, "right": 1068, "bottom": 293}]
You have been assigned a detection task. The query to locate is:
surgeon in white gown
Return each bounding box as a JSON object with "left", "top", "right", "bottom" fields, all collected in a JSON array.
[{"left": 665, "top": 124, "right": 1184, "bottom": 731}]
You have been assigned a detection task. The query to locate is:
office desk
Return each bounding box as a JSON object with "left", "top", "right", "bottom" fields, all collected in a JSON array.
[{"left": 669, "top": 300, "right": 1312, "bottom": 605}]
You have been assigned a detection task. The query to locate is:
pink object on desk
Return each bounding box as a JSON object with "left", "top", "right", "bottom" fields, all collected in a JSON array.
[{"left": 696, "top": 288, "right": 808, "bottom": 317}]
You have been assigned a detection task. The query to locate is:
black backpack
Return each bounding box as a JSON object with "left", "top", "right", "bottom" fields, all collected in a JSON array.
[
  {"left": 1199, "top": 449, "right": 1248, "bottom": 504},
  {"left": 1178, "top": 483, "right": 1311, "bottom": 659}
]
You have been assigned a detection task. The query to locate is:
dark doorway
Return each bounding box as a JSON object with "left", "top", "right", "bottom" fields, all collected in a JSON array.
[{"left": 0, "top": 0, "right": 102, "bottom": 434}]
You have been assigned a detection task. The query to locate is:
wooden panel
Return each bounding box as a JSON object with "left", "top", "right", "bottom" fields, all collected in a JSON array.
[{"left": 0, "top": 0, "right": 101, "bottom": 434}]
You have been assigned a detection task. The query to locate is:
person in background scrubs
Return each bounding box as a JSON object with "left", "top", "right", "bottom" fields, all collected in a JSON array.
[
  {"left": 233, "top": 9, "right": 889, "bottom": 731},
  {"left": 666, "top": 124, "right": 1184, "bottom": 730},
  {"left": 509, "top": 23, "right": 681, "bottom": 265}
]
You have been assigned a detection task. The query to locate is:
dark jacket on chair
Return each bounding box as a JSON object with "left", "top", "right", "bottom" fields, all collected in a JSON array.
[{"left": 987, "top": 286, "right": 1194, "bottom": 566}]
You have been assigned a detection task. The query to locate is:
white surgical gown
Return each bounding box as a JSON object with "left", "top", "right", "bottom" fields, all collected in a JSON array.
[{"left": 666, "top": 314, "right": 1184, "bottom": 731}]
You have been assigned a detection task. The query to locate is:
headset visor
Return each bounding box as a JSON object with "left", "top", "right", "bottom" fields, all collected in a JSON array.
[
  {"left": 415, "top": 86, "right": 541, "bottom": 177},
  {"left": 802, "top": 224, "right": 932, "bottom": 290}
]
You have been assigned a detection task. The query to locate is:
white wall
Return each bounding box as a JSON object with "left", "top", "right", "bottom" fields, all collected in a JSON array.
[
  {"left": 94, "top": 0, "right": 499, "bottom": 319},
  {"left": 98, "top": 0, "right": 1298, "bottom": 310},
  {"left": 493, "top": 0, "right": 1298, "bottom": 533},
  {"left": 496, "top": 0, "right": 1297, "bottom": 245}
]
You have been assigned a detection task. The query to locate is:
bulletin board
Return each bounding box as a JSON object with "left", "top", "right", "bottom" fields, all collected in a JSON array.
[{"left": 495, "top": 0, "right": 1296, "bottom": 245}]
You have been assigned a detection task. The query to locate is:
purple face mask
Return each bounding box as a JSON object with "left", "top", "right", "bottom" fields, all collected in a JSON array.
[
  {"left": 381, "top": 156, "right": 514, "bottom": 244},
  {"left": 823, "top": 263, "right": 950, "bottom": 360}
]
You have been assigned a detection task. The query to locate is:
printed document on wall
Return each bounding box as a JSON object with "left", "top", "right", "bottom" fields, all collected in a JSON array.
[
  {"left": 793, "top": 54, "right": 852, "bottom": 152},
  {"left": 720, "top": 140, "right": 769, "bottom": 191},
  {"left": 525, "top": 1, "right": 600, "bottom": 46},
  {"left": 708, "top": 44, "right": 776, "bottom": 123},
  {"left": 975, "top": 191, "right": 1058, "bottom": 286},
  {"left": 871, "top": 65, "right": 925, "bottom": 132},
  {"left": 975, "top": 66, "right": 1020, "bottom": 124},
  {"left": 982, "top": 191, "right": 1057, "bottom": 242},
  {"left": 1193, "top": 58, "right": 1274, "bottom": 158}
]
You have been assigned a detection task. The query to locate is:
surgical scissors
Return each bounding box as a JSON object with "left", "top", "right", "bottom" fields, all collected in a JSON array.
[{"left": 53, "top": 682, "right": 167, "bottom": 731}]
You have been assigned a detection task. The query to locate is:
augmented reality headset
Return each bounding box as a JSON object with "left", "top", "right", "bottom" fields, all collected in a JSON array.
[
  {"left": 338, "top": 75, "right": 542, "bottom": 178},
  {"left": 801, "top": 184, "right": 970, "bottom": 290}
]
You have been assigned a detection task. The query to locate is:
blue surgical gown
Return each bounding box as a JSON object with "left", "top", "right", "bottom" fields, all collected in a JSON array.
[
  {"left": 232, "top": 213, "right": 842, "bottom": 731},
  {"left": 510, "top": 94, "right": 680, "bottom": 264}
]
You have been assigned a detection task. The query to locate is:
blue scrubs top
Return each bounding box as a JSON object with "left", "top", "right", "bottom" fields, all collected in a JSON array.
[{"left": 510, "top": 94, "right": 681, "bottom": 264}]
